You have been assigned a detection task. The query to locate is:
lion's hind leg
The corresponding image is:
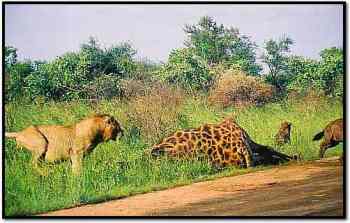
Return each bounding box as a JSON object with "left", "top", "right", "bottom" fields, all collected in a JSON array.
[
  {"left": 15, "top": 126, "right": 49, "bottom": 175},
  {"left": 319, "top": 140, "right": 339, "bottom": 158}
]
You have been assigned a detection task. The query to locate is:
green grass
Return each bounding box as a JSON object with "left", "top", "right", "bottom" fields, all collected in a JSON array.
[{"left": 4, "top": 97, "right": 343, "bottom": 216}]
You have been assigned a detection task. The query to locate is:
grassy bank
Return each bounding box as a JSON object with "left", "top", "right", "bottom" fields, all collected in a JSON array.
[{"left": 4, "top": 97, "right": 343, "bottom": 216}]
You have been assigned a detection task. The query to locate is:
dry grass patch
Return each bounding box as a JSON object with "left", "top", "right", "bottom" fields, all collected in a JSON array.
[
  {"left": 209, "top": 69, "right": 275, "bottom": 109},
  {"left": 126, "top": 83, "right": 185, "bottom": 144}
]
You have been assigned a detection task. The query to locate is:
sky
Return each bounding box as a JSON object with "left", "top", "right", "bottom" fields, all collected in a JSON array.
[{"left": 5, "top": 4, "right": 343, "bottom": 63}]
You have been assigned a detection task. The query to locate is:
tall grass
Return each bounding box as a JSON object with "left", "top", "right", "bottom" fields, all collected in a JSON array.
[{"left": 4, "top": 96, "right": 343, "bottom": 216}]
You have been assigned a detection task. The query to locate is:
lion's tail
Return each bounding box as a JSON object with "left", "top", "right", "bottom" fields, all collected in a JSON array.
[
  {"left": 313, "top": 131, "right": 324, "bottom": 141},
  {"left": 5, "top": 132, "right": 18, "bottom": 138}
]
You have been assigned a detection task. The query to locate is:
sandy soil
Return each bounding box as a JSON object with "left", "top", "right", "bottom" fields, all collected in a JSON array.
[{"left": 42, "top": 157, "right": 344, "bottom": 217}]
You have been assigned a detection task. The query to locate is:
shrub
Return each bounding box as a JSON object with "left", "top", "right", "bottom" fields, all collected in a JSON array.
[
  {"left": 208, "top": 69, "right": 275, "bottom": 108},
  {"left": 287, "top": 47, "right": 343, "bottom": 98},
  {"left": 81, "top": 74, "right": 123, "bottom": 100},
  {"left": 126, "top": 84, "right": 185, "bottom": 144},
  {"left": 24, "top": 37, "right": 137, "bottom": 101},
  {"left": 119, "top": 79, "right": 154, "bottom": 100},
  {"left": 317, "top": 47, "right": 343, "bottom": 97},
  {"left": 285, "top": 56, "right": 319, "bottom": 94},
  {"left": 157, "top": 48, "right": 213, "bottom": 92},
  {"left": 131, "top": 58, "right": 160, "bottom": 81},
  {"left": 286, "top": 88, "right": 330, "bottom": 114},
  {"left": 5, "top": 61, "right": 34, "bottom": 102}
]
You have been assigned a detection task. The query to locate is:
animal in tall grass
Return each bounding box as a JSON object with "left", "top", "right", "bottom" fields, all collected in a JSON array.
[
  {"left": 313, "top": 118, "right": 343, "bottom": 159},
  {"left": 5, "top": 114, "right": 123, "bottom": 175},
  {"left": 275, "top": 121, "right": 292, "bottom": 145},
  {"left": 150, "top": 117, "right": 296, "bottom": 169}
]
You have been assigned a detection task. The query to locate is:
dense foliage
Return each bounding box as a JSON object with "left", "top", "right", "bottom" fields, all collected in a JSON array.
[
  {"left": 4, "top": 17, "right": 343, "bottom": 103},
  {"left": 5, "top": 60, "right": 35, "bottom": 101},
  {"left": 261, "top": 36, "right": 294, "bottom": 94},
  {"left": 157, "top": 48, "right": 213, "bottom": 91},
  {"left": 184, "top": 16, "right": 262, "bottom": 76},
  {"left": 6, "top": 37, "right": 137, "bottom": 101},
  {"left": 5, "top": 46, "right": 18, "bottom": 69},
  {"left": 286, "top": 47, "right": 343, "bottom": 98},
  {"left": 317, "top": 47, "right": 343, "bottom": 97}
]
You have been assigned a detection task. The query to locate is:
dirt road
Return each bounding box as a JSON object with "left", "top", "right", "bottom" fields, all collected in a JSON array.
[{"left": 42, "top": 158, "right": 344, "bottom": 217}]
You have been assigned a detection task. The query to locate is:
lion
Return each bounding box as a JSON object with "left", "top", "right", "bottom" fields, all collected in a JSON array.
[
  {"left": 313, "top": 118, "right": 343, "bottom": 159},
  {"left": 275, "top": 121, "right": 292, "bottom": 145},
  {"left": 5, "top": 114, "right": 123, "bottom": 175}
]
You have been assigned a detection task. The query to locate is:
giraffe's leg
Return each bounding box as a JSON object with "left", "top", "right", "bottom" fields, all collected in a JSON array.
[
  {"left": 242, "top": 146, "right": 254, "bottom": 168},
  {"left": 212, "top": 159, "right": 225, "bottom": 171}
]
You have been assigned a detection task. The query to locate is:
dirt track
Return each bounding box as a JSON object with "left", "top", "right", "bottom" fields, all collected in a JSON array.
[{"left": 42, "top": 158, "right": 344, "bottom": 217}]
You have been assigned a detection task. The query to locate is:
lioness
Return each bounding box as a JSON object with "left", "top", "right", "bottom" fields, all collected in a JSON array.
[
  {"left": 5, "top": 114, "right": 123, "bottom": 175},
  {"left": 313, "top": 118, "right": 343, "bottom": 159},
  {"left": 275, "top": 121, "right": 292, "bottom": 145}
]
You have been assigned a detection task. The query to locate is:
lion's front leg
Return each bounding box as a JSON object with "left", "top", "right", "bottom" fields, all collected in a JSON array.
[
  {"left": 70, "top": 151, "right": 83, "bottom": 176},
  {"left": 71, "top": 139, "right": 92, "bottom": 175},
  {"left": 71, "top": 140, "right": 87, "bottom": 176}
]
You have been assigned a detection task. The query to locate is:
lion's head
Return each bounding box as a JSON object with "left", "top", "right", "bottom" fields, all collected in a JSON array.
[
  {"left": 99, "top": 114, "right": 124, "bottom": 141},
  {"left": 281, "top": 121, "right": 292, "bottom": 130}
]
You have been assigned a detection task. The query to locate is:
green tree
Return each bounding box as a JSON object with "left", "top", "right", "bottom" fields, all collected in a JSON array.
[
  {"left": 104, "top": 42, "right": 137, "bottom": 77},
  {"left": 184, "top": 16, "right": 262, "bottom": 75},
  {"left": 318, "top": 47, "right": 343, "bottom": 97},
  {"left": 286, "top": 47, "right": 343, "bottom": 98},
  {"left": 25, "top": 37, "right": 138, "bottom": 100},
  {"left": 4, "top": 46, "right": 40, "bottom": 102},
  {"left": 26, "top": 63, "right": 56, "bottom": 100},
  {"left": 132, "top": 58, "right": 161, "bottom": 81},
  {"left": 5, "top": 46, "right": 18, "bottom": 70},
  {"left": 5, "top": 61, "right": 34, "bottom": 101},
  {"left": 285, "top": 56, "right": 319, "bottom": 93},
  {"left": 80, "top": 37, "right": 137, "bottom": 79},
  {"left": 158, "top": 48, "right": 213, "bottom": 91},
  {"left": 80, "top": 37, "right": 105, "bottom": 78},
  {"left": 262, "top": 36, "right": 294, "bottom": 94}
]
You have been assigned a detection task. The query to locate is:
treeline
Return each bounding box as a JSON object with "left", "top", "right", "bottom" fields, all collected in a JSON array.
[{"left": 5, "top": 16, "right": 343, "bottom": 103}]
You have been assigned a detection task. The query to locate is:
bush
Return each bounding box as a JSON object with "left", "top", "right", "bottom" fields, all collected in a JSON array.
[
  {"left": 286, "top": 88, "right": 331, "bottom": 114},
  {"left": 126, "top": 84, "right": 185, "bottom": 144},
  {"left": 119, "top": 78, "right": 159, "bottom": 100},
  {"left": 317, "top": 47, "right": 343, "bottom": 97},
  {"left": 285, "top": 56, "right": 319, "bottom": 94},
  {"left": 81, "top": 75, "right": 123, "bottom": 100},
  {"left": 208, "top": 69, "right": 275, "bottom": 108},
  {"left": 24, "top": 37, "right": 137, "bottom": 101},
  {"left": 287, "top": 47, "right": 343, "bottom": 98},
  {"left": 26, "top": 53, "right": 88, "bottom": 100},
  {"left": 5, "top": 61, "right": 34, "bottom": 102},
  {"left": 132, "top": 58, "right": 160, "bottom": 81},
  {"left": 157, "top": 48, "right": 213, "bottom": 92}
]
